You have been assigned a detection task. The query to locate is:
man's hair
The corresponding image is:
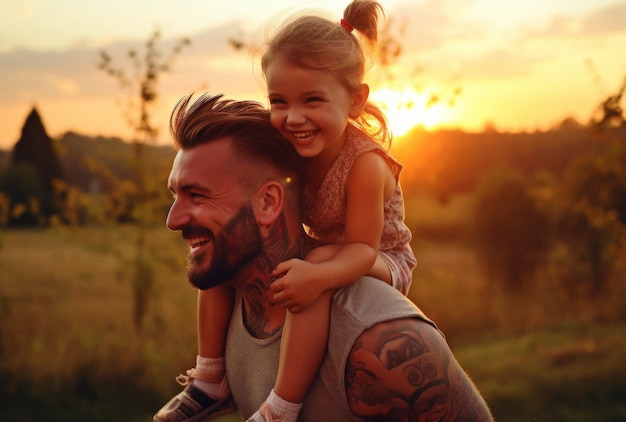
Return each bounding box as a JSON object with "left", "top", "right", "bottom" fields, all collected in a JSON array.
[{"left": 170, "top": 93, "right": 302, "bottom": 190}]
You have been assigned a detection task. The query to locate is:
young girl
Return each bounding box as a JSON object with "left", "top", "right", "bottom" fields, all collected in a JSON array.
[
  {"left": 247, "top": 1, "right": 417, "bottom": 421},
  {"left": 153, "top": 2, "right": 416, "bottom": 422}
]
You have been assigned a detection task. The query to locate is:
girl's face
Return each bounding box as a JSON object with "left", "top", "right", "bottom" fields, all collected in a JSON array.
[{"left": 265, "top": 58, "right": 367, "bottom": 160}]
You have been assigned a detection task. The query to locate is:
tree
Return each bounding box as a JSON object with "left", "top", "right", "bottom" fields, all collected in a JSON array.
[
  {"left": 7, "top": 107, "right": 66, "bottom": 225},
  {"left": 472, "top": 167, "right": 552, "bottom": 291},
  {"left": 556, "top": 72, "right": 626, "bottom": 296},
  {"left": 97, "top": 29, "right": 190, "bottom": 333},
  {"left": 591, "top": 73, "right": 625, "bottom": 129}
]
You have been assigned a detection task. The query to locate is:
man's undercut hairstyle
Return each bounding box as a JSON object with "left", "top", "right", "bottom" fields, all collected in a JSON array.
[{"left": 170, "top": 93, "right": 302, "bottom": 188}]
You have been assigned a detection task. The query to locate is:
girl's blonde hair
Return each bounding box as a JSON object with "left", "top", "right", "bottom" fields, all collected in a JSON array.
[{"left": 261, "top": 0, "right": 391, "bottom": 148}]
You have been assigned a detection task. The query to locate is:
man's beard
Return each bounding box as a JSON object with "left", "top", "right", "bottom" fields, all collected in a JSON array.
[{"left": 187, "top": 205, "right": 263, "bottom": 290}]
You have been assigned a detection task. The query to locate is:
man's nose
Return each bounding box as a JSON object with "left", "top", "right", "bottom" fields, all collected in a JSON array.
[{"left": 165, "top": 199, "right": 189, "bottom": 231}]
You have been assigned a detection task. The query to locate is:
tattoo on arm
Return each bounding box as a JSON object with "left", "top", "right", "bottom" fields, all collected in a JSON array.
[{"left": 345, "top": 319, "right": 493, "bottom": 421}]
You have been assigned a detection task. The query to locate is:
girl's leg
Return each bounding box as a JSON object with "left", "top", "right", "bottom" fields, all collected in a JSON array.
[
  {"left": 368, "top": 254, "right": 392, "bottom": 285},
  {"left": 197, "top": 284, "right": 234, "bottom": 367},
  {"left": 192, "top": 284, "right": 235, "bottom": 398},
  {"left": 274, "top": 289, "right": 333, "bottom": 403},
  {"left": 271, "top": 244, "right": 338, "bottom": 403},
  {"left": 247, "top": 293, "right": 332, "bottom": 422}
]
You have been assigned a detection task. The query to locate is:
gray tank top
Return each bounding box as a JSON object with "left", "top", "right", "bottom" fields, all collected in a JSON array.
[{"left": 225, "top": 277, "right": 439, "bottom": 420}]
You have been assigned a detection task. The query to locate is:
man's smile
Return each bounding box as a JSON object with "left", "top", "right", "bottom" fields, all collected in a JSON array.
[
  {"left": 187, "top": 236, "right": 211, "bottom": 252},
  {"left": 182, "top": 228, "right": 214, "bottom": 255}
]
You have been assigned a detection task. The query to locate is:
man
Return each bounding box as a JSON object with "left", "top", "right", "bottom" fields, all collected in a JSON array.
[{"left": 161, "top": 93, "right": 493, "bottom": 421}]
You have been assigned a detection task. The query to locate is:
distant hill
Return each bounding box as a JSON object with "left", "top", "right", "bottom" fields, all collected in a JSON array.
[
  {"left": 0, "top": 121, "right": 612, "bottom": 200},
  {"left": 56, "top": 131, "right": 176, "bottom": 193},
  {"left": 392, "top": 120, "right": 608, "bottom": 200}
]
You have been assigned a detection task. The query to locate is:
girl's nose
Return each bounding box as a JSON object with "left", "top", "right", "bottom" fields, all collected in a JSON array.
[{"left": 286, "top": 107, "right": 306, "bottom": 126}]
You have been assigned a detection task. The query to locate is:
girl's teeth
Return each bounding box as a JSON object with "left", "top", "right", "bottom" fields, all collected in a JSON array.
[{"left": 294, "top": 131, "right": 315, "bottom": 141}]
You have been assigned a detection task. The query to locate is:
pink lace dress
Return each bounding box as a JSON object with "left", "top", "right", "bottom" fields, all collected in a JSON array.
[{"left": 302, "top": 125, "right": 416, "bottom": 295}]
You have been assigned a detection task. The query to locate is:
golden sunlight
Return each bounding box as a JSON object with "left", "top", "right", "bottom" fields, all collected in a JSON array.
[{"left": 370, "top": 87, "right": 449, "bottom": 137}]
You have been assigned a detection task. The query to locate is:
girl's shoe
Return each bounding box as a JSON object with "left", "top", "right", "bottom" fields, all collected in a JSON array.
[{"left": 153, "top": 383, "right": 235, "bottom": 422}]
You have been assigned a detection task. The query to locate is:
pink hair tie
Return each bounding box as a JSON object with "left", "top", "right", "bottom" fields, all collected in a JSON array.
[{"left": 340, "top": 18, "right": 353, "bottom": 32}]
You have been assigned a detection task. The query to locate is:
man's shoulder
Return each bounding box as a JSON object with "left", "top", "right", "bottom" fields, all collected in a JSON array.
[
  {"left": 332, "top": 277, "right": 429, "bottom": 326},
  {"left": 306, "top": 279, "right": 493, "bottom": 420},
  {"left": 345, "top": 315, "right": 493, "bottom": 420},
  {"left": 302, "top": 278, "right": 433, "bottom": 421}
]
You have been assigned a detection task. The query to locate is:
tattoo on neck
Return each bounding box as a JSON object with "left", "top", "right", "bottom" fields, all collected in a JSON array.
[{"left": 239, "top": 211, "right": 303, "bottom": 339}]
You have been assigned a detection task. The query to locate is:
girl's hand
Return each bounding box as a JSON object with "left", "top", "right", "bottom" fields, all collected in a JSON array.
[{"left": 270, "top": 258, "right": 324, "bottom": 313}]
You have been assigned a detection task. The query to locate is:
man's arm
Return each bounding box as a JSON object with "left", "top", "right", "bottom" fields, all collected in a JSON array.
[{"left": 345, "top": 318, "right": 493, "bottom": 421}]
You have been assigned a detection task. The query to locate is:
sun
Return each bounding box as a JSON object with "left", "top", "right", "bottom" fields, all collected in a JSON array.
[{"left": 370, "top": 87, "right": 448, "bottom": 137}]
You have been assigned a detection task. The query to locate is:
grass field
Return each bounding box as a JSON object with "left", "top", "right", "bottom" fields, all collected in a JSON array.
[{"left": 1, "top": 225, "right": 625, "bottom": 421}]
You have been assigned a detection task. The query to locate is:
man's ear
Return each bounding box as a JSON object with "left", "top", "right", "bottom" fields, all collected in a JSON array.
[
  {"left": 349, "top": 83, "right": 369, "bottom": 119},
  {"left": 252, "top": 181, "right": 284, "bottom": 233}
]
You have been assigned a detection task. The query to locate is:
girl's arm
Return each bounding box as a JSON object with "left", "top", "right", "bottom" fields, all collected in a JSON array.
[{"left": 271, "top": 151, "right": 394, "bottom": 311}]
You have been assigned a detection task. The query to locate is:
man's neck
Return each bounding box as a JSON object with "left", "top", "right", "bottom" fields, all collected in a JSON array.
[
  {"left": 230, "top": 219, "right": 313, "bottom": 339},
  {"left": 231, "top": 252, "right": 286, "bottom": 338}
]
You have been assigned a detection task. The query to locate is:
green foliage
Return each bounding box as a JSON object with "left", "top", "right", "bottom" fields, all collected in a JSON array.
[
  {"left": 131, "top": 254, "right": 155, "bottom": 334},
  {"left": 0, "top": 163, "right": 45, "bottom": 225},
  {"left": 555, "top": 154, "right": 624, "bottom": 295},
  {"left": 590, "top": 73, "right": 625, "bottom": 129},
  {"left": 471, "top": 167, "right": 551, "bottom": 291},
  {"left": 54, "top": 132, "right": 176, "bottom": 225},
  {"left": 457, "top": 321, "right": 626, "bottom": 422},
  {"left": 552, "top": 73, "right": 626, "bottom": 296},
  {"left": 0, "top": 227, "right": 191, "bottom": 419},
  {"left": 0, "top": 192, "right": 9, "bottom": 227}
]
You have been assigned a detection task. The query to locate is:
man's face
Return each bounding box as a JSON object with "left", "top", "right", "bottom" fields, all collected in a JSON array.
[{"left": 166, "top": 139, "right": 263, "bottom": 289}]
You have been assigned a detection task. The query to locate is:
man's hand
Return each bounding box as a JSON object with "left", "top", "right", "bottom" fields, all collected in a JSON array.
[{"left": 270, "top": 258, "right": 326, "bottom": 313}]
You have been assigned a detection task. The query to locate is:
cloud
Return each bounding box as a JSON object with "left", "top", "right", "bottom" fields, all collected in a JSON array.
[
  {"left": 456, "top": 48, "right": 544, "bottom": 80},
  {"left": 581, "top": 2, "right": 626, "bottom": 36},
  {"left": 402, "top": 0, "right": 626, "bottom": 82},
  {"left": 389, "top": 0, "right": 484, "bottom": 53},
  {"left": 0, "top": 48, "right": 97, "bottom": 103},
  {"left": 378, "top": 0, "right": 556, "bottom": 82},
  {"left": 0, "top": 21, "right": 262, "bottom": 108},
  {"left": 532, "top": 2, "right": 626, "bottom": 39}
]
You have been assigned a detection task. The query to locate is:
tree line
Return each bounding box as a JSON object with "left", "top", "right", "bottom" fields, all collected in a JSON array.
[{"left": 1, "top": 99, "right": 624, "bottom": 297}]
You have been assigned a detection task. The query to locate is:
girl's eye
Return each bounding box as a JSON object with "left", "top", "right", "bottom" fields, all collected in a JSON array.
[
  {"left": 306, "top": 96, "right": 323, "bottom": 103},
  {"left": 269, "top": 98, "right": 286, "bottom": 105}
]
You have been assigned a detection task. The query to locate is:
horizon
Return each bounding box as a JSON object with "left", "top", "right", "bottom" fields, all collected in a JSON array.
[{"left": 0, "top": 104, "right": 596, "bottom": 155}]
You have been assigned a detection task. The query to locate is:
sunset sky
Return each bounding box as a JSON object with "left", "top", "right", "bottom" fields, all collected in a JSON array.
[{"left": 1, "top": 0, "right": 625, "bottom": 149}]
